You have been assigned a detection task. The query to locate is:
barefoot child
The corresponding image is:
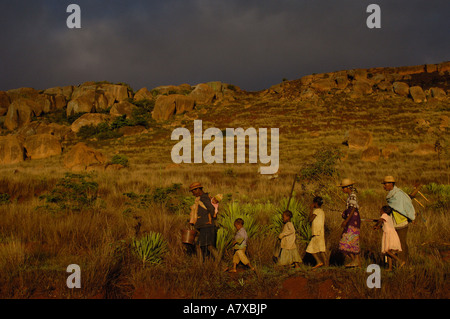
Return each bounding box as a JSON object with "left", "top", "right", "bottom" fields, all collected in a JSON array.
[
  {"left": 228, "top": 218, "right": 255, "bottom": 272},
  {"left": 306, "top": 197, "right": 327, "bottom": 269},
  {"left": 277, "top": 210, "right": 302, "bottom": 268},
  {"left": 373, "top": 206, "right": 405, "bottom": 271}
]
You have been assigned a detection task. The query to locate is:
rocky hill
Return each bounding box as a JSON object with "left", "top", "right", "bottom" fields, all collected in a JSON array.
[{"left": 0, "top": 61, "right": 449, "bottom": 168}]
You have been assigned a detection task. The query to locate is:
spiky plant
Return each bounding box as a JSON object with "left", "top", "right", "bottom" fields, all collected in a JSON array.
[{"left": 131, "top": 232, "right": 168, "bottom": 267}]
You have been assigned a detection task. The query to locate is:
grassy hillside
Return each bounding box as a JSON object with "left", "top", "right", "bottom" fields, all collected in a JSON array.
[{"left": 0, "top": 66, "right": 449, "bottom": 299}]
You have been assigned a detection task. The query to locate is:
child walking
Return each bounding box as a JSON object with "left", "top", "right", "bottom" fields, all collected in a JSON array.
[
  {"left": 306, "top": 196, "right": 327, "bottom": 270},
  {"left": 226, "top": 218, "right": 255, "bottom": 272},
  {"left": 374, "top": 206, "right": 405, "bottom": 271},
  {"left": 277, "top": 210, "right": 302, "bottom": 268}
]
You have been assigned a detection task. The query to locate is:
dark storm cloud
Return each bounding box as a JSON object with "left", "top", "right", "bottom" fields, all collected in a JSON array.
[{"left": 0, "top": 0, "right": 449, "bottom": 92}]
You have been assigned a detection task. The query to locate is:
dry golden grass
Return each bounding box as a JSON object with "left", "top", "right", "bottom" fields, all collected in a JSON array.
[{"left": 0, "top": 92, "right": 449, "bottom": 299}]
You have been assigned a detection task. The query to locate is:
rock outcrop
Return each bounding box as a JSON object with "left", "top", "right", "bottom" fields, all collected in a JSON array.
[
  {"left": 4, "top": 99, "right": 39, "bottom": 131},
  {"left": 133, "top": 87, "right": 153, "bottom": 101},
  {"left": 0, "top": 135, "right": 26, "bottom": 165},
  {"left": 67, "top": 82, "right": 132, "bottom": 116},
  {"left": 393, "top": 82, "right": 410, "bottom": 96},
  {"left": 152, "top": 94, "right": 195, "bottom": 121},
  {"left": 0, "top": 91, "right": 11, "bottom": 115},
  {"left": 43, "top": 86, "right": 74, "bottom": 100},
  {"left": 264, "top": 61, "right": 449, "bottom": 104},
  {"left": 347, "top": 130, "right": 373, "bottom": 150},
  {"left": 410, "top": 86, "right": 426, "bottom": 103},
  {"left": 1, "top": 61, "right": 448, "bottom": 134},
  {"left": 66, "top": 90, "right": 97, "bottom": 116},
  {"left": 411, "top": 144, "right": 436, "bottom": 156},
  {"left": 189, "top": 83, "right": 216, "bottom": 105},
  {"left": 430, "top": 87, "right": 446, "bottom": 100},
  {"left": 35, "top": 123, "right": 72, "bottom": 140},
  {"left": 71, "top": 113, "right": 110, "bottom": 133},
  {"left": 382, "top": 144, "right": 399, "bottom": 159},
  {"left": 6, "top": 87, "right": 40, "bottom": 102},
  {"left": 24, "top": 134, "right": 62, "bottom": 160},
  {"left": 361, "top": 146, "right": 380, "bottom": 162},
  {"left": 110, "top": 101, "right": 136, "bottom": 118},
  {"left": 63, "top": 142, "right": 107, "bottom": 170}
]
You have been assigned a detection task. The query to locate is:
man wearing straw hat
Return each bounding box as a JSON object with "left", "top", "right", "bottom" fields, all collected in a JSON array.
[
  {"left": 382, "top": 176, "right": 416, "bottom": 264},
  {"left": 189, "top": 182, "right": 217, "bottom": 261}
]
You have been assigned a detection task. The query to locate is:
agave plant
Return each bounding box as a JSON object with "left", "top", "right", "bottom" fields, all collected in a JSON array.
[
  {"left": 215, "top": 227, "right": 233, "bottom": 259},
  {"left": 131, "top": 231, "right": 168, "bottom": 267}
]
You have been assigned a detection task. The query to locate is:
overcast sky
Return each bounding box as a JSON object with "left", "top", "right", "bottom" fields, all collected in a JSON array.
[{"left": 0, "top": 0, "right": 449, "bottom": 92}]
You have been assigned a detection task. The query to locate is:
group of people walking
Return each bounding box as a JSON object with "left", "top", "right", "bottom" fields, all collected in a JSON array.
[
  {"left": 186, "top": 175, "right": 418, "bottom": 272},
  {"left": 301, "top": 175, "right": 418, "bottom": 271}
]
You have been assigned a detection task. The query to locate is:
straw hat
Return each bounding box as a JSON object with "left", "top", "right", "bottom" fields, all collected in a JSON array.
[
  {"left": 381, "top": 176, "right": 396, "bottom": 184},
  {"left": 189, "top": 182, "right": 203, "bottom": 191},
  {"left": 213, "top": 194, "right": 223, "bottom": 202},
  {"left": 337, "top": 178, "right": 356, "bottom": 187}
]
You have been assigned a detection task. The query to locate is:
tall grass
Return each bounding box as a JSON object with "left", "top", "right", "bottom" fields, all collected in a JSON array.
[{"left": 0, "top": 90, "right": 448, "bottom": 298}]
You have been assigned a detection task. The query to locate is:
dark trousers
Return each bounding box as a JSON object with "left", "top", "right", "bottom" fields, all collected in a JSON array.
[{"left": 396, "top": 224, "right": 409, "bottom": 263}]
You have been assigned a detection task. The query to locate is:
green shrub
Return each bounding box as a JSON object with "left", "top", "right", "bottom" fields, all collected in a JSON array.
[
  {"left": 39, "top": 173, "right": 98, "bottom": 212},
  {"left": 152, "top": 183, "right": 182, "bottom": 204},
  {"left": 39, "top": 109, "right": 71, "bottom": 125},
  {"left": 110, "top": 115, "right": 132, "bottom": 130},
  {"left": 131, "top": 232, "right": 168, "bottom": 267},
  {"left": 123, "top": 183, "right": 194, "bottom": 214},
  {"left": 299, "top": 147, "right": 343, "bottom": 182},
  {"left": 0, "top": 193, "right": 10, "bottom": 205},
  {"left": 123, "top": 192, "right": 153, "bottom": 209},
  {"left": 132, "top": 99, "right": 155, "bottom": 112},
  {"left": 425, "top": 183, "right": 450, "bottom": 210},
  {"left": 426, "top": 183, "right": 450, "bottom": 197},
  {"left": 130, "top": 100, "right": 155, "bottom": 128},
  {"left": 111, "top": 154, "right": 129, "bottom": 167},
  {"left": 67, "top": 112, "right": 88, "bottom": 124},
  {"left": 77, "top": 122, "right": 124, "bottom": 140},
  {"left": 77, "top": 122, "right": 109, "bottom": 139}
]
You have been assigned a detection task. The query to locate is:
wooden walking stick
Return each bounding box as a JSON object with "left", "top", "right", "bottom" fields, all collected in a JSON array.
[
  {"left": 286, "top": 174, "right": 298, "bottom": 210},
  {"left": 413, "top": 198, "right": 425, "bottom": 208},
  {"left": 418, "top": 191, "right": 429, "bottom": 202}
]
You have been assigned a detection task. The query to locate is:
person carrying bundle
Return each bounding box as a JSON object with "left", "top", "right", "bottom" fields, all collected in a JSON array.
[
  {"left": 189, "top": 182, "right": 217, "bottom": 261},
  {"left": 381, "top": 176, "right": 419, "bottom": 264}
]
